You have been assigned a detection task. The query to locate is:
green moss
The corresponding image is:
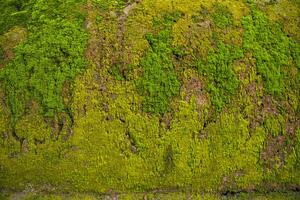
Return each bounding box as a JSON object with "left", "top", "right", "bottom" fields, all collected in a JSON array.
[
  {"left": 212, "top": 3, "right": 233, "bottom": 28},
  {"left": 242, "top": 7, "right": 300, "bottom": 96},
  {"left": 0, "top": 0, "right": 30, "bottom": 34},
  {"left": 0, "top": 0, "right": 88, "bottom": 123},
  {"left": 197, "top": 42, "right": 243, "bottom": 111},
  {"left": 137, "top": 12, "right": 182, "bottom": 114}
]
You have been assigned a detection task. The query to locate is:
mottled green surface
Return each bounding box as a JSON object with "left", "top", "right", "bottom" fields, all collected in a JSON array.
[{"left": 0, "top": 0, "right": 299, "bottom": 198}]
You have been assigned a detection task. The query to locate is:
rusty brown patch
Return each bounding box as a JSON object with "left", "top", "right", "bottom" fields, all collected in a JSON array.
[
  {"left": 197, "top": 19, "right": 212, "bottom": 29},
  {"left": 261, "top": 135, "right": 287, "bottom": 169},
  {"left": 244, "top": 83, "right": 264, "bottom": 130},
  {"left": 261, "top": 116, "right": 298, "bottom": 170},
  {"left": 198, "top": 129, "right": 209, "bottom": 140},
  {"left": 234, "top": 53, "right": 256, "bottom": 82},
  {"left": 219, "top": 170, "right": 245, "bottom": 191},
  {"left": 160, "top": 113, "right": 173, "bottom": 130},
  {"left": 286, "top": 120, "right": 299, "bottom": 135},
  {"left": 261, "top": 95, "right": 278, "bottom": 116},
  {"left": 183, "top": 77, "right": 208, "bottom": 109},
  {"left": 21, "top": 139, "right": 29, "bottom": 153},
  {"left": 84, "top": 1, "right": 102, "bottom": 67},
  {"left": 44, "top": 112, "right": 73, "bottom": 141},
  {"left": 259, "top": 95, "right": 299, "bottom": 170},
  {"left": 0, "top": 26, "right": 27, "bottom": 66}
]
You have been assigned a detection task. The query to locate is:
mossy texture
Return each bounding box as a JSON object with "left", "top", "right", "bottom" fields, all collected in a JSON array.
[{"left": 0, "top": 0, "right": 299, "bottom": 198}]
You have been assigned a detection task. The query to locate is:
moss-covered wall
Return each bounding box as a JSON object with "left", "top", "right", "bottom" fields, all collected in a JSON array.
[{"left": 0, "top": 0, "right": 299, "bottom": 197}]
